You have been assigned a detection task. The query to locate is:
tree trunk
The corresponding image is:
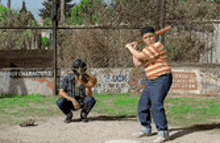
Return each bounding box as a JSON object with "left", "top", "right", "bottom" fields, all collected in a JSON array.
[
  {"left": 60, "top": 0, "right": 66, "bottom": 24},
  {"left": 156, "top": 0, "right": 161, "bottom": 31},
  {"left": 7, "top": 0, "right": 11, "bottom": 9},
  {"left": 160, "top": 0, "right": 166, "bottom": 45}
]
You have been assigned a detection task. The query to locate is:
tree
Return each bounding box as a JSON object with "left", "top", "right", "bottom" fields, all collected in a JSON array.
[
  {"left": 42, "top": 37, "right": 51, "bottom": 49},
  {"left": 59, "top": 0, "right": 220, "bottom": 68},
  {"left": 7, "top": 0, "right": 11, "bottom": 9},
  {"left": 70, "top": 0, "right": 105, "bottom": 25},
  {"left": 19, "top": 1, "right": 35, "bottom": 22},
  {"left": 0, "top": 5, "right": 11, "bottom": 22},
  {"left": 0, "top": 6, "right": 40, "bottom": 50},
  {"left": 60, "top": 0, "right": 66, "bottom": 24},
  {"left": 39, "top": 0, "right": 75, "bottom": 20},
  {"left": 20, "top": 1, "right": 28, "bottom": 13}
]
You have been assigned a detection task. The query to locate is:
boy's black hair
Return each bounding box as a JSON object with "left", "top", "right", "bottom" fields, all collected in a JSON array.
[{"left": 141, "top": 26, "right": 155, "bottom": 36}]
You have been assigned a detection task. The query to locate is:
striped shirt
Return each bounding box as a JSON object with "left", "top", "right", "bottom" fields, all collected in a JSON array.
[{"left": 141, "top": 42, "right": 172, "bottom": 80}]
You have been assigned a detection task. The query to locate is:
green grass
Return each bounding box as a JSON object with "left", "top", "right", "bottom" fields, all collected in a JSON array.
[
  {"left": 93, "top": 93, "right": 139, "bottom": 116},
  {"left": 0, "top": 95, "right": 61, "bottom": 126},
  {"left": 1, "top": 93, "right": 220, "bottom": 128},
  {"left": 165, "top": 97, "right": 220, "bottom": 127}
]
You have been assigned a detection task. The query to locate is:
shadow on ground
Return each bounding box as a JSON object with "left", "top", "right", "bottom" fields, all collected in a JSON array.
[
  {"left": 71, "top": 115, "right": 138, "bottom": 122},
  {"left": 166, "top": 123, "right": 220, "bottom": 142}
]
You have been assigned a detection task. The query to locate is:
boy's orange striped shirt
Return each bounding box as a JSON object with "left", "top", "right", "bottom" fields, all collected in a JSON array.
[{"left": 142, "top": 42, "right": 172, "bottom": 80}]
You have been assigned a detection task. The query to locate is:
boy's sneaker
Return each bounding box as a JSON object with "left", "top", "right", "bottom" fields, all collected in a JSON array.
[
  {"left": 64, "top": 112, "right": 73, "bottom": 123},
  {"left": 132, "top": 127, "right": 152, "bottom": 137},
  {"left": 153, "top": 131, "right": 169, "bottom": 143},
  {"left": 142, "top": 127, "right": 152, "bottom": 136}
]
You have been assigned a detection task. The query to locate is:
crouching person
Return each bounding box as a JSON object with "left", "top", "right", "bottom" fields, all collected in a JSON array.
[{"left": 57, "top": 59, "right": 97, "bottom": 123}]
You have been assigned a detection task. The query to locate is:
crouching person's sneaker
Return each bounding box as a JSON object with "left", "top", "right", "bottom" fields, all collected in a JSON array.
[
  {"left": 153, "top": 130, "right": 169, "bottom": 143},
  {"left": 64, "top": 112, "right": 73, "bottom": 123},
  {"left": 80, "top": 111, "right": 89, "bottom": 123}
]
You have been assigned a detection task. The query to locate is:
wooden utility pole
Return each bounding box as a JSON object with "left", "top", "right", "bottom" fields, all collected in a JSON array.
[
  {"left": 60, "top": 0, "right": 66, "bottom": 24},
  {"left": 7, "top": 0, "right": 11, "bottom": 9}
]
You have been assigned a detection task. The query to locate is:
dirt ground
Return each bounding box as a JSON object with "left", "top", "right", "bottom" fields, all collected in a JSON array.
[{"left": 0, "top": 111, "right": 220, "bottom": 143}]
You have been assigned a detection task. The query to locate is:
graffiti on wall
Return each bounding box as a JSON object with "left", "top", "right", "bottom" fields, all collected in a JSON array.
[
  {"left": 0, "top": 69, "right": 54, "bottom": 95},
  {"left": 103, "top": 74, "right": 128, "bottom": 82},
  {"left": 92, "top": 68, "right": 146, "bottom": 94},
  {"left": 127, "top": 68, "right": 146, "bottom": 93},
  {"left": 92, "top": 69, "right": 200, "bottom": 94},
  {"left": 171, "top": 71, "right": 198, "bottom": 90},
  {"left": 93, "top": 74, "right": 129, "bottom": 93},
  {"left": 0, "top": 69, "right": 53, "bottom": 78}
]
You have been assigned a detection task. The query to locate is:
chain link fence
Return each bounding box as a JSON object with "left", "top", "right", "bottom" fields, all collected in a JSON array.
[
  {"left": 0, "top": 0, "right": 220, "bottom": 95},
  {"left": 0, "top": 0, "right": 54, "bottom": 68},
  {"left": 57, "top": 22, "right": 220, "bottom": 69}
]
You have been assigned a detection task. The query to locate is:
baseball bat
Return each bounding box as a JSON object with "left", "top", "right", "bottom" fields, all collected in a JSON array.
[{"left": 137, "top": 26, "right": 172, "bottom": 45}]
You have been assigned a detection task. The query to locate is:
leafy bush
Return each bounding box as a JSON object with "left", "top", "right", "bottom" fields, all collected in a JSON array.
[
  {"left": 0, "top": 5, "right": 11, "bottom": 22},
  {"left": 70, "top": 0, "right": 102, "bottom": 25},
  {"left": 43, "top": 17, "right": 53, "bottom": 26},
  {"left": 42, "top": 37, "right": 51, "bottom": 49}
]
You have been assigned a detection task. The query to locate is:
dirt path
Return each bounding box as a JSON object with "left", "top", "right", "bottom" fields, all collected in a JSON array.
[{"left": 0, "top": 113, "right": 219, "bottom": 143}]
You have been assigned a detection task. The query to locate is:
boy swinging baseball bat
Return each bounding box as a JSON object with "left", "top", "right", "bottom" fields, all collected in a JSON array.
[{"left": 125, "top": 26, "right": 173, "bottom": 143}]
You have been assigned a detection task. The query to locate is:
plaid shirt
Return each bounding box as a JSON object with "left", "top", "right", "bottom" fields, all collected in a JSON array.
[{"left": 61, "top": 73, "right": 86, "bottom": 102}]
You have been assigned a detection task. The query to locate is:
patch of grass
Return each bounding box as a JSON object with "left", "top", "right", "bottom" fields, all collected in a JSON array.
[
  {"left": 94, "top": 94, "right": 220, "bottom": 127},
  {"left": 0, "top": 95, "right": 61, "bottom": 126},
  {"left": 93, "top": 93, "right": 139, "bottom": 116},
  {"left": 1, "top": 93, "right": 220, "bottom": 129},
  {"left": 165, "top": 97, "right": 220, "bottom": 127}
]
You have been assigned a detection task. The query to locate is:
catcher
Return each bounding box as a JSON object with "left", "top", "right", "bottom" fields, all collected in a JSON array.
[
  {"left": 57, "top": 59, "right": 97, "bottom": 123},
  {"left": 126, "top": 26, "right": 173, "bottom": 143}
]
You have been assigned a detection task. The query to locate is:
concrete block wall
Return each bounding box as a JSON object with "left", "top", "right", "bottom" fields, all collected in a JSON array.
[
  {"left": 1, "top": 64, "right": 220, "bottom": 96},
  {"left": 199, "top": 68, "right": 220, "bottom": 94},
  {"left": 60, "top": 65, "right": 220, "bottom": 95},
  {"left": 89, "top": 65, "right": 220, "bottom": 95},
  {"left": 0, "top": 69, "right": 54, "bottom": 96}
]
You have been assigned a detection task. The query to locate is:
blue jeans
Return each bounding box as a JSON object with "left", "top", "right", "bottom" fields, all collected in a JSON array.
[
  {"left": 57, "top": 97, "right": 96, "bottom": 116},
  {"left": 138, "top": 74, "right": 173, "bottom": 131}
]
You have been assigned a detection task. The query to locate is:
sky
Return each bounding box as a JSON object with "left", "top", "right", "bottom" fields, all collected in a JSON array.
[{"left": 1, "top": 0, "right": 82, "bottom": 21}]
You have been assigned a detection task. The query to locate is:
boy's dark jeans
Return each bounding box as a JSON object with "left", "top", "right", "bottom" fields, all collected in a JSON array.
[
  {"left": 138, "top": 74, "right": 173, "bottom": 131},
  {"left": 57, "top": 97, "right": 96, "bottom": 117}
]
